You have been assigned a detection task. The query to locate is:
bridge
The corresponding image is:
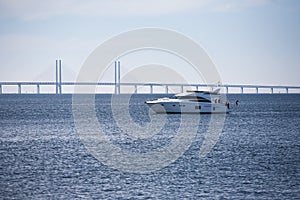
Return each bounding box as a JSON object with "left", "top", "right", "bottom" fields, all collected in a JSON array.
[
  {"left": 0, "top": 60, "right": 299, "bottom": 94},
  {"left": 0, "top": 81, "right": 299, "bottom": 94}
]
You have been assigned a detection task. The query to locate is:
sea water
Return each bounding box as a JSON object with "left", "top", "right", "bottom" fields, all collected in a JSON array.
[{"left": 0, "top": 94, "right": 299, "bottom": 199}]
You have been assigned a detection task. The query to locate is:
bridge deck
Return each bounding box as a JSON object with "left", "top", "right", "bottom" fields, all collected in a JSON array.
[{"left": 0, "top": 82, "right": 299, "bottom": 94}]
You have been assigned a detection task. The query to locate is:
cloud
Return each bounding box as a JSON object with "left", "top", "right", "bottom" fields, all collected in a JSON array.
[
  {"left": 211, "top": 0, "right": 273, "bottom": 12},
  {"left": 0, "top": 0, "right": 274, "bottom": 20},
  {"left": 0, "top": 0, "right": 210, "bottom": 20}
]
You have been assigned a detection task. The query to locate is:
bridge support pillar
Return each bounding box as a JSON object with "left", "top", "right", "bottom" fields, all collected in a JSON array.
[
  {"left": 56, "top": 60, "right": 59, "bottom": 95},
  {"left": 114, "top": 61, "right": 117, "bottom": 94},
  {"left": 59, "top": 60, "right": 62, "bottom": 94},
  {"left": 271, "top": 88, "right": 273, "bottom": 94},
  {"left": 117, "top": 61, "right": 120, "bottom": 95},
  {"left": 286, "top": 88, "right": 288, "bottom": 94},
  {"left": 196, "top": 85, "right": 198, "bottom": 91},
  {"left": 37, "top": 84, "right": 40, "bottom": 94},
  {"left": 256, "top": 87, "right": 258, "bottom": 94},
  {"left": 18, "top": 84, "right": 21, "bottom": 94},
  {"left": 181, "top": 85, "right": 184, "bottom": 93},
  {"left": 226, "top": 86, "right": 228, "bottom": 94},
  {"left": 134, "top": 85, "right": 137, "bottom": 94},
  {"left": 241, "top": 87, "right": 244, "bottom": 94},
  {"left": 0, "top": 84, "right": 2, "bottom": 94},
  {"left": 165, "top": 85, "right": 168, "bottom": 94},
  {"left": 150, "top": 85, "right": 153, "bottom": 94}
]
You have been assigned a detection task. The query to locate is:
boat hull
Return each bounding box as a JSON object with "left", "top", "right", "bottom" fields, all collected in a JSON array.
[{"left": 146, "top": 101, "right": 229, "bottom": 114}]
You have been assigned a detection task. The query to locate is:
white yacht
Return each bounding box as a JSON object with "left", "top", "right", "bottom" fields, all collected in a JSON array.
[{"left": 145, "top": 89, "right": 230, "bottom": 114}]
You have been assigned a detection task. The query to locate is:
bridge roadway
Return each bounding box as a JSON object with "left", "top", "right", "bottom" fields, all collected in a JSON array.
[{"left": 0, "top": 82, "right": 299, "bottom": 94}]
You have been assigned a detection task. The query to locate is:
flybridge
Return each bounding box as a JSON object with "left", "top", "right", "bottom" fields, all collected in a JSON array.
[
  {"left": 0, "top": 60, "right": 299, "bottom": 94},
  {"left": 185, "top": 89, "right": 220, "bottom": 95}
]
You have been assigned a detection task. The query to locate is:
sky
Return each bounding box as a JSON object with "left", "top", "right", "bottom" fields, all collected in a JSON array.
[{"left": 0, "top": 0, "right": 300, "bottom": 88}]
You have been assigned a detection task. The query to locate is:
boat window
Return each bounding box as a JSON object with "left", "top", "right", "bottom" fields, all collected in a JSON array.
[
  {"left": 195, "top": 105, "right": 201, "bottom": 110},
  {"left": 177, "top": 96, "right": 210, "bottom": 101},
  {"left": 189, "top": 99, "right": 211, "bottom": 103},
  {"left": 177, "top": 96, "right": 195, "bottom": 99}
]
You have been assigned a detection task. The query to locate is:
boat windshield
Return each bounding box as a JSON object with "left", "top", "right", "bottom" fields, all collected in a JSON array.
[{"left": 174, "top": 95, "right": 211, "bottom": 102}]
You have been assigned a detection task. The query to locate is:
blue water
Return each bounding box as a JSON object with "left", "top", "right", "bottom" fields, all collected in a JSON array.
[{"left": 0, "top": 94, "right": 299, "bottom": 199}]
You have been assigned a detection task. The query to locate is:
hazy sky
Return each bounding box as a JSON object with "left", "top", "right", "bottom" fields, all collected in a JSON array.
[{"left": 0, "top": 0, "right": 299, "bottom": 86}]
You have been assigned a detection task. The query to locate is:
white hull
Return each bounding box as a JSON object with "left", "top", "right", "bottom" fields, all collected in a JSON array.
[{"left": 146, "top": 102, "right": 229, "bottom": 114}]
